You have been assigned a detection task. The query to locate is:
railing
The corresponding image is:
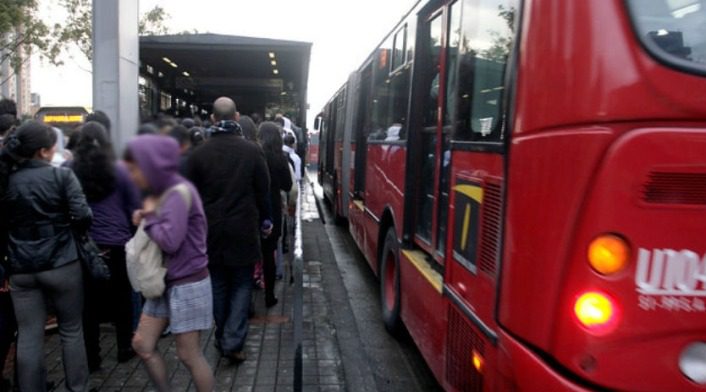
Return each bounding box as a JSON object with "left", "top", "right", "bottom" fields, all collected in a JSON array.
[{"left": 293, "top": 179, "right": 304, "bottom": 392}]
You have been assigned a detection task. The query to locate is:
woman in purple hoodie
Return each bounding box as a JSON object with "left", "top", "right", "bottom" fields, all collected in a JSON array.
[{"left": 124, "top": 135, "right": 214, "bottom": 392}]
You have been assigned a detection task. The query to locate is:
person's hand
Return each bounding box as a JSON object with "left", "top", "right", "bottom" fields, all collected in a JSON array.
[
  {"left": 0, "top": 279, "right": 9, "bottom": 293},
  {"left": 132, "top": 210, "right": 144, "bottom": 226},
  {"left": 261, "top": 220, "right": 273, "bottom": 238},
  {"left": 143, "top": 196, "right": 159, "bottom": 214}
]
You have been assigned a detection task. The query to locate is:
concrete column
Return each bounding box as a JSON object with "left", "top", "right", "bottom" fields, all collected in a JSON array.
[{"left": 92, "top": 0, "right": 139, "bottom": 152}]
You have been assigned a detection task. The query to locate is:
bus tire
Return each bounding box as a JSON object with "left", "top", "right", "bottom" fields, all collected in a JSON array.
[{"left": 380, "top": 227, "right": 402, "bottom": 335}]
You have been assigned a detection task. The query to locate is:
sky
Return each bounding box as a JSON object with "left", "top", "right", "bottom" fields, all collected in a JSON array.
[{"left": 32, "top": 0, "right": 419, "bottom": 128}]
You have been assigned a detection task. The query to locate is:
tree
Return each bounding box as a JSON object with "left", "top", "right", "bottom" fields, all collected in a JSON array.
[
  {"left": 0, "top": 0, "right": 58, "bottom": 69},
  {"left": 57, "top": 0, "right": 171, "bottom": 61},
  {"left": 0, "top": 0, "right": 170, "bottom": 70}
]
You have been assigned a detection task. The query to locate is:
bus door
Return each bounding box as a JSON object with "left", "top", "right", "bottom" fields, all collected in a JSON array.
[{"left": 410, "top": 4, "right": 453, "bottom": 264}]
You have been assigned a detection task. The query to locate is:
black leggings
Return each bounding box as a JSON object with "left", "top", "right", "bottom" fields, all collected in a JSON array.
[
  {"left": 261, "top": 235, "right": 279, "bottom": 302},
  {"left": 0, "top": 292, "right": 15, "bottom": 379},
  {"left": 83, "top": 245, "right": 134, "bottom": 364}
]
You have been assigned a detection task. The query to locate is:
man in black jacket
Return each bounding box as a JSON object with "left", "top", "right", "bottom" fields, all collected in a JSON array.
[{"left": 184, "top": 97, "right": 271, "bottom": 362}]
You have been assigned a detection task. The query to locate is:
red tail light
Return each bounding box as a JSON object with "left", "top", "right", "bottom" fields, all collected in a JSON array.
[{"left": 574, "top": 291, "right": 620, "bottom": 335}]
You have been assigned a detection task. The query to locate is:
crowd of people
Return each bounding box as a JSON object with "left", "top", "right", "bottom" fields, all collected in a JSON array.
[{"left": 0, "top": 96, "right": 304, "bottom": 392}]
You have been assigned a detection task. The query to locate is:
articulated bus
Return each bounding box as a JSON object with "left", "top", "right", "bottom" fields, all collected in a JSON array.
[{"left": 317, "top": 0, "right": 706, "bottom": 390}]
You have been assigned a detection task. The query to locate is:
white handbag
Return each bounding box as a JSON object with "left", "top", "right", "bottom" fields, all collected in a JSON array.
[{"left": 125, "top": 183, "right": 192, "bottom": 299}]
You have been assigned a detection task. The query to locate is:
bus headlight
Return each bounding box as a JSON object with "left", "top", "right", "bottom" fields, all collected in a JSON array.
[{"left": 680, "top": 342, "right": 706, "bottom": 384}]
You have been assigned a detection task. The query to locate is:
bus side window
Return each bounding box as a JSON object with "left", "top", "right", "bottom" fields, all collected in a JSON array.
[{"left": 453, "top": 0, "right": 517, "bottom": 142}]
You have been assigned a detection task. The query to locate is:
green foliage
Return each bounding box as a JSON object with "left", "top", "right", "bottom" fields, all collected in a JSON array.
[
  {"left": 0, "top": 0, "right": 57, "bottom": 69},
  {"left": 0, "top": 0, "right": 170, "bottom": 70},
  {"left": 139, "top": 5, "right": 169, "bottom": 36},
  {"left": 55, "top": 0, "right": 92, "bottom": 61}
]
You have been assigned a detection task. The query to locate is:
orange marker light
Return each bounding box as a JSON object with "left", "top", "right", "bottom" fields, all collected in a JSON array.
[
  {"left": 588, "top": 235, "right": 629, "bottom": 275},
  {"left": 472, "top": 350, "right": 484, "bottom": 373},
  {"left": 574, "top": 291, "right": 619, "bottom": 335}
]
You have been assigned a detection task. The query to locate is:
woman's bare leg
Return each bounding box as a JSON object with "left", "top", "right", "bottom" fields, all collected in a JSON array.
[
  {"left": 175, "top": 331, "right": 214, "bottom": 392},
  {"left": 132, "top": 314, "right": 170, "bottom": 392}
]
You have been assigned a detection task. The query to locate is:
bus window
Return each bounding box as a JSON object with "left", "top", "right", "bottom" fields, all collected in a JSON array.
[
  {"left": 354, "top": 63, "right": 373, "bottom": 197},
  {"left": 335, "top": 89, "right": 347, "bottom": 142},
  {"left": 392, "top": 25, "right": 407, "bottom": 72},
  {"left": 370, "top": 38, "right": 393, "bottom": 141},
  {"left": 453, "top": 0, "right": 516, "bottom": 141},
  {"left": 626, "top": 0, "right": 706, "bottom": 74}
]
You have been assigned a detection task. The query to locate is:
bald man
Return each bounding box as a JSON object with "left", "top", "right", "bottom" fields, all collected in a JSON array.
[
  {"left": 184, "top": 97, "right": 271, "bottom": 362},
  {"left": 212, "top": 97, "right": 239, "bottom": 123}
]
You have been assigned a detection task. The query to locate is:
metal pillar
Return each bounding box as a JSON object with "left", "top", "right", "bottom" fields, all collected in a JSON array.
[{"left": 92, "top": 0, "right": 139, "bottom": 152}]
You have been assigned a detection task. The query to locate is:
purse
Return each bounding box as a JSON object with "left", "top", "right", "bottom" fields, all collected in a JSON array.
[
  {"left": 125, "top": 183, "right": 192, "bottom": 299},
  {"left": 75, "top": 232, "right": 111, "bottom": 281}
]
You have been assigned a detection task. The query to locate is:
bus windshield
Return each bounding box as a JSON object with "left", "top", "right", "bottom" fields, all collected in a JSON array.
[{"left": 627, "top": 0, "right": 706, "bottom": 74}]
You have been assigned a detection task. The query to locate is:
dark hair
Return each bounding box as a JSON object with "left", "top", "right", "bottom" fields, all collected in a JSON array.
[
  {"left": 85, "top": 110, "right": 111, "bottom": 133},
  {"left": 137, "top": 123, "right": 158, "bottom": 135},
  {"left": 181, "top": 118, "right": 195, "bottom": 129},
  {"left": 274, "top": 117, "right": 285, "bottom": 127},
  {"left": 72, "top": 121, "right": 116, "bottom": 202},
  {"left": 284, "top": 134, "right": 296, "bottom": 147},
  {"left": 250, "top": 113, "right": 262, "bottom": 125},
  {"left": 258, "top": 122, "right": 288, "bottom": 177},
  {"left": 169, "top": 125, "right": 190, "bottom": 147},
  {"left": 156, "top": 114, "right": 177, "bottom": 132},
  {"left": 0, "top": 99, "right": 17, "bottom": 117},
  {"left": 258, "top": 122, "right": 284, "bottom": 157},
  {"left": 65, "top": 130, "right": 81, "bottom": 151},
  {"left": 238, "top": 115, "right": 258, "bottom": 142},
  {"left": 123, "top": 147, "right": 134, "bottom": 163},
  {"left": 0, "top": 114, "right": 17, "bottom": 137},
  {"left": 0, "top": 121, "right": 57, "bottom": 197},
  {"left": 189, "top": 127, "right": 205, "bottom": 147}
]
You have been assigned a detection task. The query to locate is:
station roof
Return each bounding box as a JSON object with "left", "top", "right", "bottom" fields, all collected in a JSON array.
[{"left": 139, "top": 33, "right": 312, "bottom": 122}]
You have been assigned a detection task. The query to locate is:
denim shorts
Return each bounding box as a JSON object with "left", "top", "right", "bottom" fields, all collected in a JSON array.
[{"left": 143, "top": 276, "right": 213, "bottom": 334}]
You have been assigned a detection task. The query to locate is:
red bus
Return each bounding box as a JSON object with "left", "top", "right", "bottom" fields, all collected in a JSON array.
[
  {"left": 307, "top": 130, "right": 320, "bottom": 169},
  {"left": 317, "top": 0, "right": 706, "bottom": 390}
]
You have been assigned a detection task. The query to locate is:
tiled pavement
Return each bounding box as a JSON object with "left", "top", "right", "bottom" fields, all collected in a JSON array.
[{"left": 5, "top": 180, "right": 350, "bottom": 392}]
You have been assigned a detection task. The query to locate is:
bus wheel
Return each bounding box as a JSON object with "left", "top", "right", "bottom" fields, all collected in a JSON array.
[{"left": 380, "top": 228, "right": 402, "bottom": 335}]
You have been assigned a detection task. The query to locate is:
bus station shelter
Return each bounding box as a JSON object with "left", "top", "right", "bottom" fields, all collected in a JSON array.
[{"left": 139, "top": 33, "right": 312, "bottom": 126}]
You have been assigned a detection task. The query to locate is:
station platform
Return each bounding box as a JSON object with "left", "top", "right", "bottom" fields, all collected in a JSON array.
[{"left": 3, "top": 175, "right": 438, "bottom": 392}]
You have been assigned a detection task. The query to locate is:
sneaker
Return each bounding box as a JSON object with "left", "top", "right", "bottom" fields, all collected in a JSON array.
[
  {"left": 266, "top": 297, "right": 279, "bottom": 308},
  {"left": 226, "top": 351, "right": 247, "bottom": 363}
]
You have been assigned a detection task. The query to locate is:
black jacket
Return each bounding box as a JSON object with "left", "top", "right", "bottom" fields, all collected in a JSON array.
[
  {"left": 184, "top": 134, "right": 270, "bottom": 267},
  {"left": 263, "top": 151, "right": 293, "bottom": 249},
  {"left": 1, "top": 160, "right": 92, "bottom": 274}
]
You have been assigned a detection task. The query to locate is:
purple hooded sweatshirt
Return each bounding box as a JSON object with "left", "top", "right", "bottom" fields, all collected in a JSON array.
[{"left": 127, "top": 135, "right": 209, "bottom": 286}]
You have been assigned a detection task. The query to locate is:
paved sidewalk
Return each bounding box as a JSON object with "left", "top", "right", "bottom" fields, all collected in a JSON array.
[{"left": 3, "top": 180, "right": 348, "bottom": 392}]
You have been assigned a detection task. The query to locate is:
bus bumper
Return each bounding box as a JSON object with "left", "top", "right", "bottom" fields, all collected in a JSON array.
[{"left": 498, "top": 329, "right": 592, "bottom": 392}]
